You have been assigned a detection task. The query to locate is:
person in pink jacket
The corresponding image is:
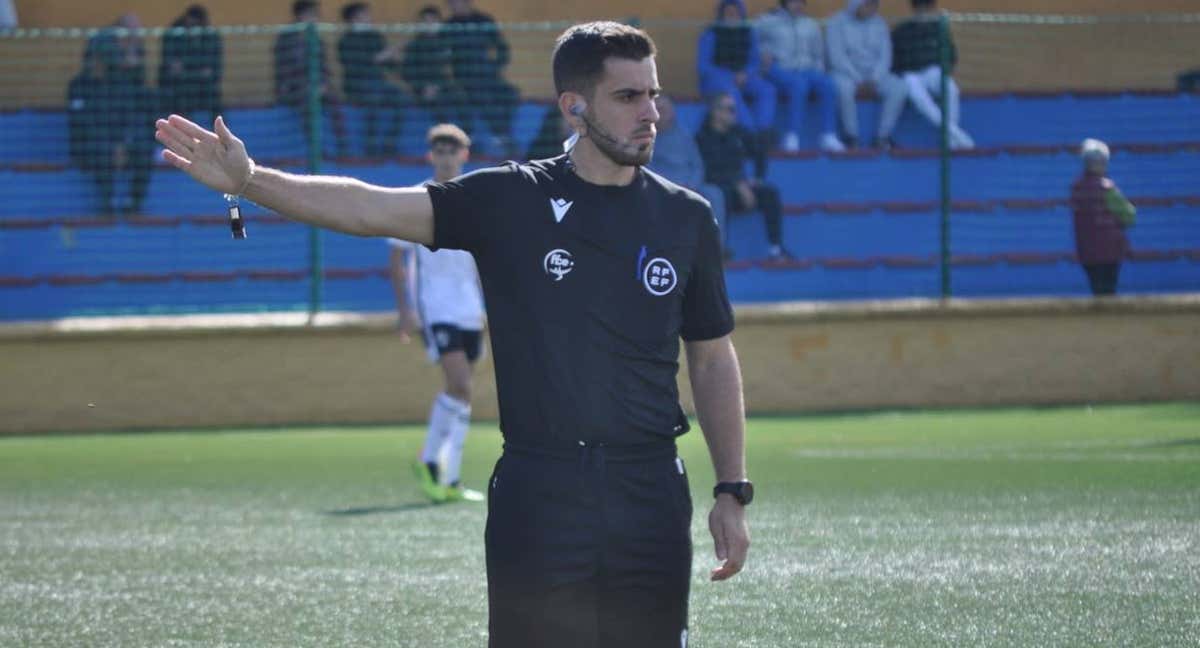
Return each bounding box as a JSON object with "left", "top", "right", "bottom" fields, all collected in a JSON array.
[{"left": 1069, "top": 138, "right": 1136, "bottom": 296}]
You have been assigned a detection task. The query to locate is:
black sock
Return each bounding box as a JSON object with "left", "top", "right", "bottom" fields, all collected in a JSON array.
[{"left": 426, "top": 462, "right": 440, "bottom": 484}]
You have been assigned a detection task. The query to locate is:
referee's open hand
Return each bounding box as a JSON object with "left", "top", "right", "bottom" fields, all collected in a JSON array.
[
  {"left": 709, "top": 494, "right": 750, "bottom": 581},
  {"left": 155, "top": 114, "right": 253, "bottom": 197}
]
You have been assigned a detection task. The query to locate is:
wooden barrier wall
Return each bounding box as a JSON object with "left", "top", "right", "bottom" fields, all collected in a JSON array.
[{"left": 2, "top": 296, "right": 1198, "bottom": 435}]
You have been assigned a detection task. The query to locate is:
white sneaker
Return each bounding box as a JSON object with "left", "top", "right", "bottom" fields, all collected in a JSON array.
[
  {"left": 819, "top": 132, "right": 847, "bottom": 153},
  {"left": 949, "top": 125, "right": 975, "bottom": 150},
  {"left": 443, "top": 485, "right": 485, "bottom": 502},
  {"left": 780, "top": 132, "right": 801, "bottom": 153}
]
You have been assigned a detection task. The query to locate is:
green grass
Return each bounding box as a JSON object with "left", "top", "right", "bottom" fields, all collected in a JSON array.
[{"left": 2, "top": 404, "right": 1199, "bottom": 647}]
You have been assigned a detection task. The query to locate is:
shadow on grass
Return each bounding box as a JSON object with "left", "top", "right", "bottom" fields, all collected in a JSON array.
[
  {"left": 1138, "top": 437, "right": 1200, "bottom": 449},
  {"left": 321, "top": 502, "right": 439, "bottom": 517}
]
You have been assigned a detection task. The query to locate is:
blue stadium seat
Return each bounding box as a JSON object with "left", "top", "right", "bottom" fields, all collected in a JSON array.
[
  {"left": 4, "top": 93, "right": 1198, "bottom": 167},
  {"left": 322, "top": 273, "right": 393, "bottom": 312},
  {"left": 726, "top": 207, "right": 941, "bottom": 259},
  {"left": 763, "top": 149, "right": 1200, "bottom": 205},
  {"left": 952, "top": 206, "right": 1076, "bottom": 256},
  {"left": 0, "top": 274, "right": 314, "bottom": 321},
  {"left": 670, "top": 92, "right": 1200, "bottom": 150},
  {"left": 0, "top": 111, "right": 71, "bottom": 165},
  {"left": 1129, "top": 205, "right": 1200, "bottom": 250},
  {"left": 3, "top": 92, "right": 1199, "bottom": 321},
  {"left": 724, "top": 263, "right": 940, "bottom": 302}
]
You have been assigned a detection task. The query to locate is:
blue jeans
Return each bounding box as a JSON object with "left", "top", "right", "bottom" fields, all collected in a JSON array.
[
  {"left": 766, "top": 67, "right": 837, "bottom": 135},
  {"left": 700, "top": 68, "right": 777, "bottom": 132}
]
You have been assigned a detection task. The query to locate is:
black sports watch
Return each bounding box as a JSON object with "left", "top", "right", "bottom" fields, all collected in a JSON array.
[{"left": 713, "top": 481, "right": 754, "bottom": 506}]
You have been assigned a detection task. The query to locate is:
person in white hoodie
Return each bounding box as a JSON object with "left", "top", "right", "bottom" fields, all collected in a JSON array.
[
  {"left": 825, "top": 0, "right": 908, "bottom": 149},
  {"left": 755, "top": 0, "right": 845, "bottom": 153}
]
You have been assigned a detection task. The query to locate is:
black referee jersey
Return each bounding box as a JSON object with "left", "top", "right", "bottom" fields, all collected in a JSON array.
[{"left": 426, "top": 154, "right": 735, "bottom": 447}]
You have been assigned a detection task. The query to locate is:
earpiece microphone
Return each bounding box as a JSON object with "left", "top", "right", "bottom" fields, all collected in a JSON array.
[
  {"left": 562, "top": 102, "right": 585, "bottom": 150},
  {"left": 568, "top": 101, "right": 624, "bottom": 148}
]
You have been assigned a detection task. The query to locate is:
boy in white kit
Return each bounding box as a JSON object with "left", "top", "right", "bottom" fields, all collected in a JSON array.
[{"left": 388, "top": 124, "right": 485, "bottom": 503}]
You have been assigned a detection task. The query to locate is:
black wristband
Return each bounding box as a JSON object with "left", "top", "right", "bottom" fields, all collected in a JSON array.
[{"left": 713, "top": 480, "right": 754, "bottom": 506}]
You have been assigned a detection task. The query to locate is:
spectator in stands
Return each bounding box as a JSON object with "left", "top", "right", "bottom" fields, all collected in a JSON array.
[
  {"left": 826, "top": 0, "right": 907, "bottom": 149},
  {"left": 1179, "top": 68, "right": 1200, "bottom": 93},
  {"left": 892, "top": 0, "right": 974, "bottom": 150},
  {"left": 524, "top": 105, "right": 571, "bottom": 160},
  {"left": 273, "top": 0, "right": 348, "bottom": 156},
  {"left": 86, "top": 14, "right": 148, "bottom": 88},
  {"left": 444, "top": 0, "right": 518, "bottom": 154},
  {"left": 0, "top": 0, "right": 17, "bottom": 29},
  {"left": 648, "top": 95, "right": 731, "bottom": 257},
  {"left": 159, "top": 5, "right": 222, "bottom": 117},
  {"left": 1070, "top": 139, "right": 1136, "bottom": 297},
  {"left": 68, "top": 49, "right": 155, "bottom": 215},
  {"left": 114, "top": 14, "right": 147, "bottom": 87},
  {"left": 401, "top": 5, "right": 466, "bottom": 128},
  {"left": 755, "top": 0, "right": 844, "bottom": 153},
  {"left": 697, "top": 93, "right": 790, "bottom": 261},
  {"left": 337, "top": 2, "right": 405, "bottom": 157},
  {"left": 698, "top": 0, "right": 776, "bottom": 153}
]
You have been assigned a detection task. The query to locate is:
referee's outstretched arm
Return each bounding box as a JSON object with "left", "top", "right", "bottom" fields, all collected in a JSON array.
[
  {"left": 154, "top": 114, "right": 435, "bottom": 244},
  {"left": 687, "top": 335, "right": 751, "bottom": 581}
]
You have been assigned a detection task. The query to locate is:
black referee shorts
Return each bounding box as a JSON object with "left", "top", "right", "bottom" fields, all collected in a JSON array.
[{"left": 484, "top": 440, "right": 693, "bottom": 648}]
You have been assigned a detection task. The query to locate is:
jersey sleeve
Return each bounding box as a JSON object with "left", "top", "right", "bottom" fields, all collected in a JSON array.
[
  {"left": 425, "top": 164, "right": 516, "bottom": 254},
  {"left": 680, "top": 206, "right": 735, "bottom": 341}
]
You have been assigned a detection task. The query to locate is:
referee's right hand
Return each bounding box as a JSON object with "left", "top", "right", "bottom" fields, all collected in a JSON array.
[
  {"left": 709, "top": 494, "right": 750, "bottom": 581},
  {"left": 155, "top": 114, "right": 253, "bottom": 197}
]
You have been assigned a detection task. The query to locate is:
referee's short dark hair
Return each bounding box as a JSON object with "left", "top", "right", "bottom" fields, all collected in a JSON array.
[
  {"left": 427, "top": 123, "right": 471, "bottom": 150},
  {"left": 551, "top": 21, "right": 657, "bottom": 97}
]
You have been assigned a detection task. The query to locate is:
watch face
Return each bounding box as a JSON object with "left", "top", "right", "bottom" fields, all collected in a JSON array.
[{"left": 738, "top": 482, "right": 754, "bottom": 505}]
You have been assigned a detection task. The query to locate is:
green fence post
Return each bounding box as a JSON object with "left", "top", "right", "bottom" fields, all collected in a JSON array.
[
  {"left": 938, "top": 14, "right": 952, "bottom": 300},
  {"left": 304, "top": 21, "right": 324, "bottom": 319}
]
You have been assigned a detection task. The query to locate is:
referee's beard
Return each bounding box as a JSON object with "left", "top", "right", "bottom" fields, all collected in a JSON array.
[{"left": 588, "top": 123, "right": 656, "bottom": 167}]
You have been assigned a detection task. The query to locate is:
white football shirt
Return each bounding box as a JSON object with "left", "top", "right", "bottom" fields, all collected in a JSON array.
[{"left": 389, "top": 236, "right": 485, "bottom": 330}]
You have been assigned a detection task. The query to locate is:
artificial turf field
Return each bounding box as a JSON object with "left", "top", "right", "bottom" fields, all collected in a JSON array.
[{"left": 2, "top": 404, "right": 1198, "bottom": 647}]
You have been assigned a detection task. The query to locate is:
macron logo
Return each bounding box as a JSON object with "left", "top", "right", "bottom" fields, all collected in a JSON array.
[{"left": 550, "top": 198, "right": 574, "bottom": 223}]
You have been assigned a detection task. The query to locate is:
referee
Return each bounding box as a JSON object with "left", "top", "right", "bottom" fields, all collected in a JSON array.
[{"left": 155, "top": 21, "right": 751, "bottom": 648}]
